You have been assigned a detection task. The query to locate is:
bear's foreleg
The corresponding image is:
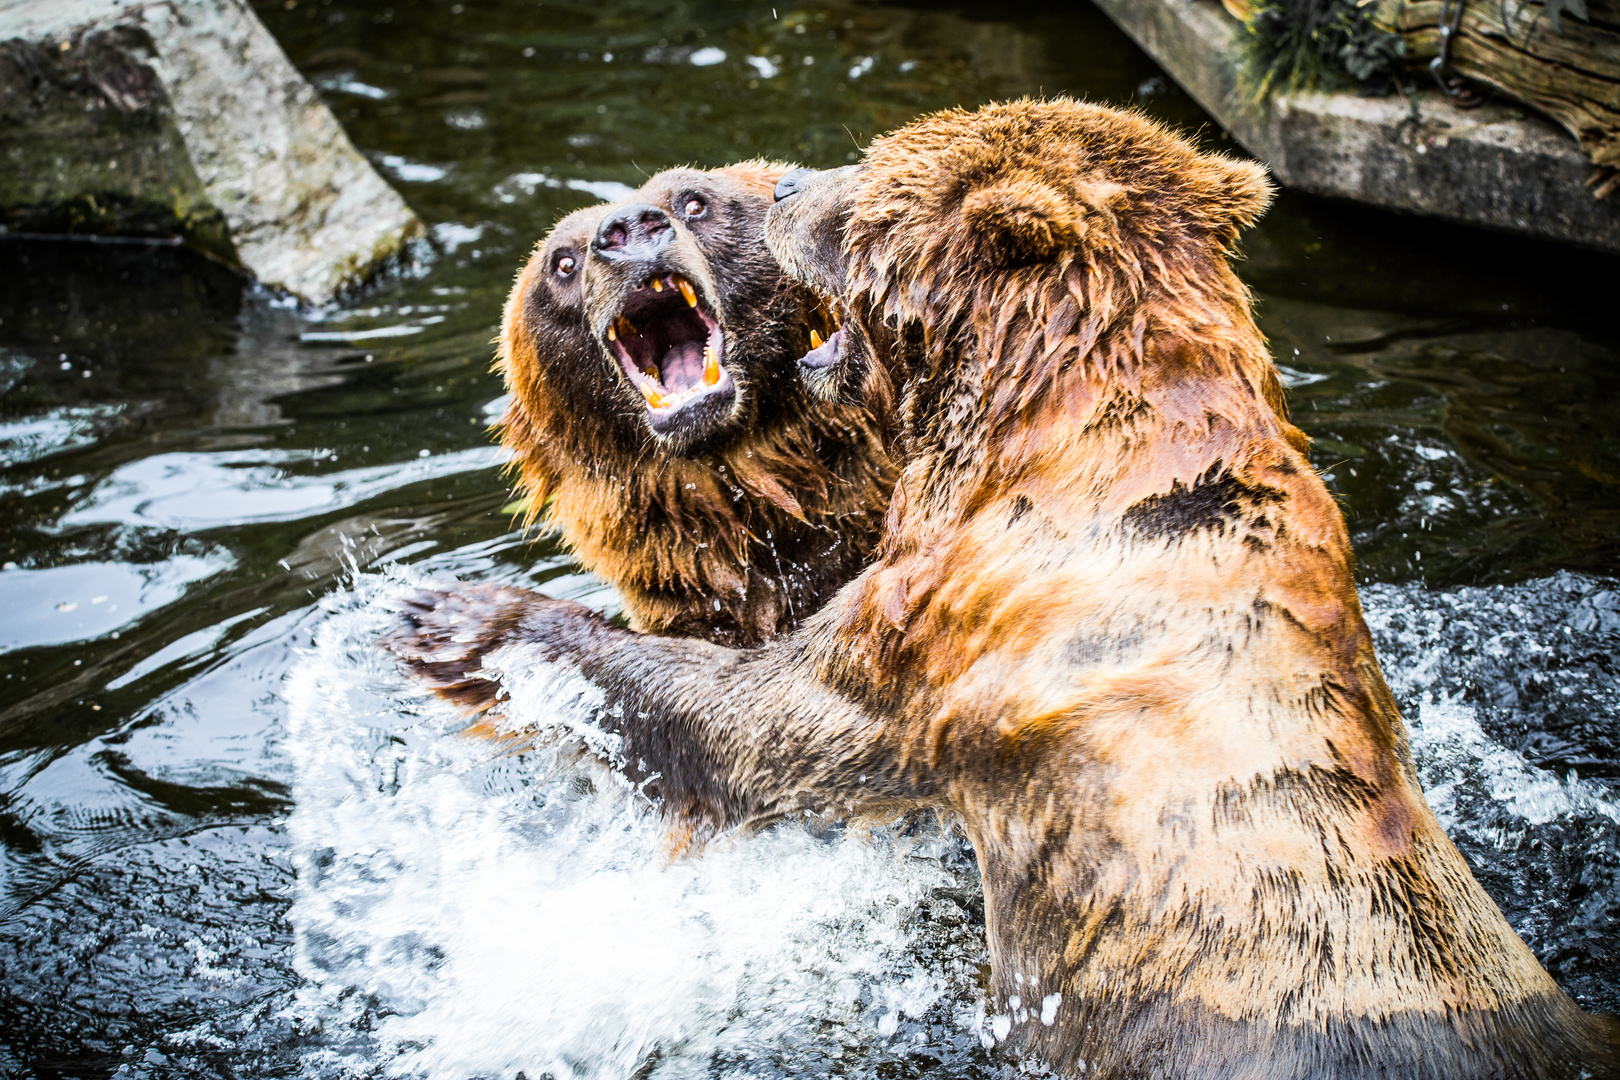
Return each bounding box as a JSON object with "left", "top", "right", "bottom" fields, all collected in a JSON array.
[{"left": 384, "top": 584, "right": 933, "bottom": 837}]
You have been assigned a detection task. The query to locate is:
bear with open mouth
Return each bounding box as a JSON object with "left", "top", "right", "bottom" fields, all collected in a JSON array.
[
  {"left": 403, "top": 163, "right": 897, "bottom": 709},
  {"left": 387, "top": 103, "right": 1618, "bottom": 1076}
]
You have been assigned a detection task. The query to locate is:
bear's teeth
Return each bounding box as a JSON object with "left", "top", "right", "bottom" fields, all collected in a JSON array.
[
  {"left": 651, "top": 278, "right": 663, "bottom": 292},
  {"left": 703, "top": 347, "right": 720, "bottom": 386},
  {"left": 810, "top": 329, "right": 824, "bottom": 350},
  {"left": 677, "top": 279, "right": 698, "bottom": 308}
]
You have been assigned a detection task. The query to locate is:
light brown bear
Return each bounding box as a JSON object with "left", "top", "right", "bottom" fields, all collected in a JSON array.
[{"left": 386, "top": 101, "right": 1619, "bottom": 1076}]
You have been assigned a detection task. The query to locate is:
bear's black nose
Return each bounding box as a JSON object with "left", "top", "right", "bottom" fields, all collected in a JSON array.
[
  {"left": 774, "top": 168, "right": 817, "bottom": 203},
  {"left": 593, "top": 204, "right": 673, "bottom": 260}
]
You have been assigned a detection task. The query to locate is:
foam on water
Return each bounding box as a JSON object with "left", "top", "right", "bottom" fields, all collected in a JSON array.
[
  {"left": 1364, "top": 574, "right": 1620, "bottom": 1008},
  {"left": 1408, "top": 697, "right": 1619, "bottom": 838},
  {"left": 284, "top": 573, "right": 987, "bottom": 1080}
]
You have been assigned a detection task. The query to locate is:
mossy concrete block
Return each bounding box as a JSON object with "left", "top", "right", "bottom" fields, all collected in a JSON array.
[
  {"left": 0, "top": 0, "right": 423, "bottom": 303},
  {"left": 1091, "top": 0, "right": 1620, "bottom": 256}
]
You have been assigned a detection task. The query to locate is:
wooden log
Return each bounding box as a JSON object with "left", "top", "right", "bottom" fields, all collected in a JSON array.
[
  {"left": 1095, "top": 0, "right": 1620, "bottom": 251},
  {"left": 1374, "top": 0, "right": 1620, "bottom": 168}
]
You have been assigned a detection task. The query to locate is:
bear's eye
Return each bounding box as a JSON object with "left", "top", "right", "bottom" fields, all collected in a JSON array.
[
  {"left": 555, "top": 254, "right": 577, "bottom": 278},
  {"left": 680, "top": 195, "right": 708, "bottom": 220}
]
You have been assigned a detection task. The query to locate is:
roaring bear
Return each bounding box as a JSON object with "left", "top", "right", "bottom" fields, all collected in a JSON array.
[
  {"left": 488, "top": 163, "right": 896, "bottom": 658},
  {"left": 385, "top": 102, "right": 1619, "bottom": 1076}
]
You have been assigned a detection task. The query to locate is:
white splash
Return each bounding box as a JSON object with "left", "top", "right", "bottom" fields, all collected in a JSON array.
[
  {"left": 1040, "top": 992, "right": 1061, "bottom": 1026},
  {"left": 284, "top": 573, "right": 976, "bottom": 1079},
  {"left": 1362, "top": 574, "right": 1620, "bottom": 848},
  {"left": 1408, "top": 695, "right": 1620, "bottom": 838}
]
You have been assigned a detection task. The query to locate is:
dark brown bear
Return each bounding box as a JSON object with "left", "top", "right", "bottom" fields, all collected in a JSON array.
[
  {"left": 486, "top": 163, "right": 895, "bottom": 663},
  {"left": 385, "top": 102, "right": 1619, "bottom": 1076}
]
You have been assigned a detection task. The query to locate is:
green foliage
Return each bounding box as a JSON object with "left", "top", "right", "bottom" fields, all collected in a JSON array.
[{"left": 1234, "top": 0, "right": 1406, "bottom": 100}]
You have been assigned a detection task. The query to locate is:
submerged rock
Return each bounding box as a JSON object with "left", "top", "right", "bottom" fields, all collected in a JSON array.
[{"left": 0, "top": 0, "right": 422, "bottom": 304}]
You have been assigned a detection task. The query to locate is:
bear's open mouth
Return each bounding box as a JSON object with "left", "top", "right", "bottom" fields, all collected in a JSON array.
[
  {"left": 606, "top": 274, "right": 731, "bottom": 419},
  {"left": 797, "top": 298, "right": 845, "bottom": 371}
]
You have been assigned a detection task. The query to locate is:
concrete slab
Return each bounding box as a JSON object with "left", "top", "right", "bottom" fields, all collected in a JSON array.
[
  {"left": 0, "top": 0, "right": 423, "bottom": 303},
  {"left": 1091, "top": 0, "right": 1620, "bottom": 256}
]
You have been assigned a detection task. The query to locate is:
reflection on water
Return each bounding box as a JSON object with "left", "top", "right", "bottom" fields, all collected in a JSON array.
[
  {"left": 1, "top": 553, "right": 235, "bottom": 652},
  {"left": 1262, "top": 298, "right": 1620, "bottom": 582},
  {"left": 1, "top": 0, "right": 1618, "bottom": 1074},
  {"left": 60, "top": 446, "right": 508, "bottom": 532}
]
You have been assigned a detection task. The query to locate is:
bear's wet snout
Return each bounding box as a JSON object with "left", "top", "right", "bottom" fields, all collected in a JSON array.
[
  {"left": 773, "top": 167, "right": 817, "bottom": 202},
  {"left": 593, "top": 204, "right": 673, "bottom": 260}
]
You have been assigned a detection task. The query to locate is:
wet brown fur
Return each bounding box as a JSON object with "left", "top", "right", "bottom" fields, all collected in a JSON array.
[
  {"left": 489, "top": 163, "right": 896, "bottom": 656},
  {"left": 385, "top": 102, "right": 1619, "bottom": 1076}
]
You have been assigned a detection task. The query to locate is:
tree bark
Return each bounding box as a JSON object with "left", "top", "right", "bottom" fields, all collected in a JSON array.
[{"left": 1374, "top": 0, "right": 1620, "bottom": 169}]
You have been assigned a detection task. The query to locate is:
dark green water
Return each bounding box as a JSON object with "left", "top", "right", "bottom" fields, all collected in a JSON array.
[{"left": 2, "top": 1, "right": 1619, "bottom": 1076}]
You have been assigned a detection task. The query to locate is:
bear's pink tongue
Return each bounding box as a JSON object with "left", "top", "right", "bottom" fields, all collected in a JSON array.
[
  {"left": 660, "top": 340, "right": 706, "bottom": 392},
  {"left": 606, "top": 273, "right": 728, "bottom": 412}
]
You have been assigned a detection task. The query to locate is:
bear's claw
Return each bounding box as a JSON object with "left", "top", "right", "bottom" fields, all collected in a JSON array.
[{"left": 379, "top": 583, "right": 552, "bottom": 712}]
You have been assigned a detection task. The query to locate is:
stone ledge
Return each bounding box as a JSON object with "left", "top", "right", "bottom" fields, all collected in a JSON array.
[
  {"left": 1091, "top": 0, "right": 1620, "bottom": 256},
  {"left": 0, "top": 0, "right": 423, "bottom": 304}
]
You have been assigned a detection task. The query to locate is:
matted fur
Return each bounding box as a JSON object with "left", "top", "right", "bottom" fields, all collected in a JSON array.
[
  {"left": 387, "top": 102, "right": 1618, "bottom": 1076},
  {"left": 491, "top": 163, "right": 896, "bottom": 652}
]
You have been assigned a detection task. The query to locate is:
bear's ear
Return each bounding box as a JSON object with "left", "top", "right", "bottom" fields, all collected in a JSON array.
[
  {"left": 961, "top": 178, "right": 1082, "bottom": 265},
  {"left": 1194, "top": 155, "right": 1274, "bottom": 241},
  {"left": 961, "top": 175, "right": 1127, "bottom": 265},
  {"left": 717, "top": 158, "right": 801, "bottom": 197}
]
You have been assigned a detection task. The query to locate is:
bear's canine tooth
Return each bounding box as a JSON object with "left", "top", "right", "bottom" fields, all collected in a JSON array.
[
  {"left": 607, "top": 324, "right": 617, "bottom": 341},
  {"left": 652, "top": 278, "right": 663, "bottom": 292},
  {"left": 810, "top": 329, "right": 824, "bottom": 350},
  {"left": 677, "top": 279, "right": 698, "bottom": 308},
  {"left": 704, "top": 346, "right": 720, "bottom": 386}
]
